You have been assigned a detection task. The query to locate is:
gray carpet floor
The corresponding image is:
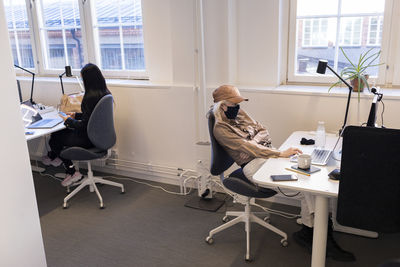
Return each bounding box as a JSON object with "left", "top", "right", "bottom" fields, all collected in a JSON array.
[{"left": 32, "top": 168, "right": 400, "bottom": 267}]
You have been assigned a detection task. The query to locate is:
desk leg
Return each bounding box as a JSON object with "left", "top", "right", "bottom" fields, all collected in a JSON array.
[{"left": 311, "top": 195, "right": 329, "bottom": 267}]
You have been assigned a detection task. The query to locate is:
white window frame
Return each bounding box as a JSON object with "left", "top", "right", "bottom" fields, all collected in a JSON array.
[
  {"left": 367, "top": 16, "right": 383, "bottom": 46},
  {"left": 339, "top": 17, "right": 362, "bottom": 47},
  {"left": 287, "top": 0, "right": 392, "bottom": 86},
  {"left": 85, "top": 0, "right": 147, "bottom": 78},
  {"left": 13, "top": 0, "right": 147, "bottom": 79},
  {"left": 32, "top": 0, "right": 88, "bottom": 75},
  {"left": 5, "top": 0, "right": 39, "bottom": 75},
  {"left": 302, "top": 18, "right": 329, "bottom": 47}
]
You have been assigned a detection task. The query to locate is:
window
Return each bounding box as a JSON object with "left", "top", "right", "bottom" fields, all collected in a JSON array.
[
  {"left": 3, "top": 0, "right": 146, "bottom": 77},
  {"left": 4, "top": 0, "right": 35, "bottom": 69},
  {"left": 339, "top": 17, "right": 362, "bottom": 46},
  {"left": 302, "top": 19, "right": 329, "bottom": 47},
  {"left": 288, "top": 0, "right": 386, "bottom": 82},
  {"left": 36, "top": 0, "right": 84, "bottom": 70},
  {"left": 92, "top": 0, "right": 145, "bottom": 71},
  {"left": 368, "top": 16, "right": 383, "bottom": 46}
]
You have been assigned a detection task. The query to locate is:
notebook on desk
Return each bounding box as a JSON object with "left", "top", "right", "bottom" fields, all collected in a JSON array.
[
  {"left": 27, "top": 117, "right": 63, "bottom": 129},
  {"left": 290, "top": 136, "right": 341, "bottom": 166}
]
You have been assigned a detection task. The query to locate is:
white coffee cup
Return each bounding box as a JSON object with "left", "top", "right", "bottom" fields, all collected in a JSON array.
[{"left": 298, "top": 154, "right": 311, "bottom": 170}]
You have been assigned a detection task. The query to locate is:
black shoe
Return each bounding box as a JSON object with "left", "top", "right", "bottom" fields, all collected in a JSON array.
[
  {"left": 326, "top": 234, "right": 356, "bottom": 262},
  {"left": 293, "top": 225, "right": 313, "bottom": 253}
]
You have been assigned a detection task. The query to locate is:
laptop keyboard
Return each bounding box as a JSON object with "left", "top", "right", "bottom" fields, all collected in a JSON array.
[
  {"left": 311, "top": 149, "right": 331, "bottom": 165},
  {"left": 31, "top": 119, "right": 52, "bottom": 127}
]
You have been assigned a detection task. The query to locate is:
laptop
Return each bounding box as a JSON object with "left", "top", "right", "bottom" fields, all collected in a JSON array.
[
  {"left": 290, "top": 136, "right": 341, "bottom": 166},
  {"left": 27, "top": 117, "right": 63, "bottom": 129}
]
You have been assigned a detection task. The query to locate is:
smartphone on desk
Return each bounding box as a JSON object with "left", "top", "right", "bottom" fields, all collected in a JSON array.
[{"left": 271, "top": 174, "right": 298, "bottom": 182}]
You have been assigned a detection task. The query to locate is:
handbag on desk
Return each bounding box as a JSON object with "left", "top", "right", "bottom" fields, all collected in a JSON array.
[
  {"left": 59, "top": 76, "right": 85, "bottom": 113},
  {"left": 59, "top": 92, "right": 84, "bottom": 113}
]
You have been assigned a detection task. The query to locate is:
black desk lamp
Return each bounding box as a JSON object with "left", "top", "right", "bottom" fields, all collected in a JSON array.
[
  {"left": 14, "top": 64, "right": 36, "bottom": 106},
  {"left": 317, "top": 60, "right": 354, "bottom": 181},
  {"left": 59, "top": 65, "right": 72, "bottom": 94},
  {"left": 317, "top": 60, "right": 353, "bottom": 135}
]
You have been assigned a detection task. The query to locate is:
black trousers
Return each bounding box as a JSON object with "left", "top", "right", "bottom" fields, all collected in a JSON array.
[{"left": 48, "top": 128, "right": 93, "bottom": 174}]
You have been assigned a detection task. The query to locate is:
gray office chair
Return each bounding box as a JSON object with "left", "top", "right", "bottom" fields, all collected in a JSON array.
[
  {"left": 61, "top": 94, "right": 124, "bottom": 209},
  {"left": 205, "top": 111, "right": 288, "bottom": 261}
]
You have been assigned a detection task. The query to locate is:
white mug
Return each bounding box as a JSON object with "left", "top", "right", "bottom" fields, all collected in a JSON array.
[{"left": 298, "top": 154, "right": 311, "bottom": 170}]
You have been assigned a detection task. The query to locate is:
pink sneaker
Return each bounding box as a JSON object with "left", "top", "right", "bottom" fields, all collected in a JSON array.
[
  {"left": 42, "top": 156, "right": 63, "bottom": 167},
  {"left": 61, "top": 171, "right": 83, "bottom": 187}
]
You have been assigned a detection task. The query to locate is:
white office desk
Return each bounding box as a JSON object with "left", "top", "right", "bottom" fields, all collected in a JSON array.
[
  {"left": 25, "top": 110, "right": 66, "bottom": 171},
  {"left": 25, "top": 111, "right": 66, "bottom": 141},
  {"left": 253, "top": 131, "right": 339, "bottom": 267}
]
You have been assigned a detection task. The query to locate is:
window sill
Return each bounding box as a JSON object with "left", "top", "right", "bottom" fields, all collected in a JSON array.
[
  {"left": 238, "top": 84, "right": 400, "bottom": 100},
  {"left": 16, "top": 76, "right": 171, "bottom": 89}
]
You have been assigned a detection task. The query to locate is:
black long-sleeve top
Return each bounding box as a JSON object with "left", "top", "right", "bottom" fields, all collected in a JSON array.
[{"left": 64, "top": 92, "right": 110, "bottom": 135}]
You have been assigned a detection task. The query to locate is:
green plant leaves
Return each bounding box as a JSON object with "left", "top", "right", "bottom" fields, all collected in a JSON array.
[{"left": 328, "top": 47, "right": 384, "bottom": 101}]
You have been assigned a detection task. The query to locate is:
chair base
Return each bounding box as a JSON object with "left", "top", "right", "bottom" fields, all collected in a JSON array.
[
  {"left": 205, "top": 198, "right": 288, "bottom": 261},
  {"left": 63, "top": 162, "right": 124, "bottom": 209}
]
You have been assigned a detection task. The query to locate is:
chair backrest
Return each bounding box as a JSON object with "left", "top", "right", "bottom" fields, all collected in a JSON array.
[
  {"left": 207, "top": 110, "right": 235, "bottom": 176},
  {"left": 87, "top": 94, "right": 116, "bottom": 150},
  {"left": 337, "top": 126, "right": 400, "bottom": 233}
]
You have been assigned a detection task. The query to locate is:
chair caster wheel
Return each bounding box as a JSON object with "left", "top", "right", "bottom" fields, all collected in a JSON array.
[
  {"left": 121, "top": 189, "right": 125, "bottom": 194},
  {"left": 99, "top": 204, "right": 105, "bottom": 209},
  {"left": 63, "top": 203, "right": 69, "bottom": 209},
  {"left": 245, "top": 255, "right": 253, "bottom": 262},
  {"left": 281, "top": 239, "right": 289, "bottom": 247},
  {"left": 205, "top": 236, "right": 214, "bottom": 244},
  {"left": 263, "top": 216, "right": 270, "bottom": 223},
  {"left": 222, "top": 215, "right": 229, "bottom": 222}
]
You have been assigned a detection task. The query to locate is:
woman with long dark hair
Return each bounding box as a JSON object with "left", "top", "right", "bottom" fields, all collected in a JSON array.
[{"left": 42, "top": 63, "right": 111, "bottom": 186}]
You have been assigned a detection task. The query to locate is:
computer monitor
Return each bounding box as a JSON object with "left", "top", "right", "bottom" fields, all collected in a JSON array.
[
  {"left": 17, "top": 80, "right": 35, "bottom": 107},
  {"left": 17, "top": 80, "right": 23, "bottom": 103},
  {"left": 14, "top": 64, "right": 35, "bottom": 106}
]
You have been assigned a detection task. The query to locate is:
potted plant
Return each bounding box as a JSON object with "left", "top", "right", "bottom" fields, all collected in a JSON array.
[{"left": 329, "top": 47, "right": 383, "bottom": 96}]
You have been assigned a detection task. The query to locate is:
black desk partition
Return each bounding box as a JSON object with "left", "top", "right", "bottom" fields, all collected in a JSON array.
[{"left": 337, "top": 126, "right": 400, "bottom": 233}]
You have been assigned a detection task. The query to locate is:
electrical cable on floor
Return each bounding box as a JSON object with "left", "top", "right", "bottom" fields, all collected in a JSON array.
[
  {"left": 277, "top": 187, "right": 300, "bottom": 197},
  {"left": 34, "top": 161, "right": 63, "bottom": 182},
  {"left": 251, "top": 202, "right": 300, "bottom": 219},
  {"left": 104, "top": 176, "right": 193, "bottom": 196},
  {"left": 34, "top": 158, "right": 192, "bottom": 195},
  {"left": 34, "top": 168, "right": 299, "bottom": 219},
  {"left": 105, "top": 175, "right": 299, "bottom": 219},
  {"left": 212, "top": 178, "right": 300, "bottom": 219},
  {"left": 38, "top": 172, "right": 63, "bottom": 182}
]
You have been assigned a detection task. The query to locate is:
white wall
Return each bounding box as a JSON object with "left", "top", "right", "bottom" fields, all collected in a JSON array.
[
  {"left": 16, "top": 0, "right": 400, "bottom": 181},
  {"left": 0, "top": 1, "right": 47, "bottom": 266}
]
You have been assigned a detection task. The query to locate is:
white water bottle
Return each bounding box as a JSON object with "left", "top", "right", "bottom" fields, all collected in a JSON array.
[{"left": 315, "top": 121, "right": 326, "bottom": 148}]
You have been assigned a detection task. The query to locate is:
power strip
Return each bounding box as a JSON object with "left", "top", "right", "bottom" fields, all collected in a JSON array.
[{"left": 36, "top": 105, "right": 55, "bottom": 115}]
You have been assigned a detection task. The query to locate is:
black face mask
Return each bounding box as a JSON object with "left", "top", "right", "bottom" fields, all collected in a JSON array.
[{"left": 224, "top": 104, "right": 240, "bottom": 119}]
